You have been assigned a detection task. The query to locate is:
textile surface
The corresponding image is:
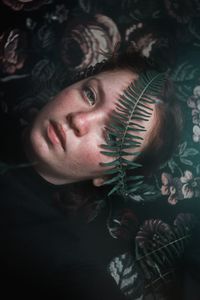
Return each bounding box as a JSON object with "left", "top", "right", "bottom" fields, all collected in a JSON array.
[{"left": 0, "top": 0, "right": 200, "bottom": 299}]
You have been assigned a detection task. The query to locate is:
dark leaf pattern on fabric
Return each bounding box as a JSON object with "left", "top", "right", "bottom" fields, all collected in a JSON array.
[
  {"left": 2, "top": 0, "right": 51, "bottom": 11},
  {"left": 108, "top": 252, "right": 144, "bottom": 300},
  {"left": 0, "top": 29, "right": 27, "bottom": 74},
  {"left": 135, "top": 213, "right": 197, "bottom": 297}
]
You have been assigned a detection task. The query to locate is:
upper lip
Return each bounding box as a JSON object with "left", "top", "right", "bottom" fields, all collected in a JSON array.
[{"left": 50, "top": 120, "right": 66, "bottom": 150}]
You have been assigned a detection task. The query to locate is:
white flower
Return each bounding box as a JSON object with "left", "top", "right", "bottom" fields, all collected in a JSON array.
[
  {"left": 182, "top": 185, "right": 194, "bottom": 198},
  {"left": 187, "top": 86, "right": 200, "bottom": 127},
  {"left": 180, "top": 170, "right": 193, "bottom": 183},
  {"left": 180, "top": 170, "right": 198, "bottom": 199},
  {"left": 193, "top": 125, "right": 200, "bottom": 142},
  {"left": 193, "top": 86, "right": 200, "bottom": 98}
]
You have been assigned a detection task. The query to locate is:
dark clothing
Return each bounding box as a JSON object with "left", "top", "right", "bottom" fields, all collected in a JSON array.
[{"left": 0, "top": 165, "right": 127, "bottom": 299}]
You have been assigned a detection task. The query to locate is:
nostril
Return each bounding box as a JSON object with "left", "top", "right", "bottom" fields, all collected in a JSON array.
[
  {"left": 67, "top": 113, "right": 82, "bottom": 136},
  {"left": 74, "top": 128, "right": 81, "bottom": 136},
  {"left": 66, "top": 114, "right": 73, "bottom": 127}
]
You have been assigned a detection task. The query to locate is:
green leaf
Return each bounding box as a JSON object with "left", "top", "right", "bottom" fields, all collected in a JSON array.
[
  {"left": 183, "top": 148, "right": 199, "bottom": 157},
  {"left": 127, "top": 181, "right": 144, "bottom": 193},
  {"left": 168, "top": 159, "right": 178, "bottom": 173},
  {"left": 180, "top": 157, "right": 193, "bottom": 166},
  {"left": 196, "top": 164, "right": 200, "bottom": 175},
  {"left": 126, "top": 175, "right": 144, "bottom": 182},
  {"left": 100, "top": 71, "right": 167, "bottom": 198},
  {"left": 104, "top": 175, "right": 122, "bottom": 185},
  {"left": 100, "top": 151, "right": 119, "bottom": 157},
  {"left": 179, "top": 142, "right": 187, "bottom": 155}
]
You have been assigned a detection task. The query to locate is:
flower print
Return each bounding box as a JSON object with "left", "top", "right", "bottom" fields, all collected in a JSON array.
[
  {"left": 125, "top": 23, "right": 157, "bottom": 58},
  {"left": 136, "top": 219, "right": 171, "bottom": 248},
  {"left": 192, "top": 109, "right": 200, "bottom": 126},
  {"left": 193, "top": 86, "right": 200, "bottom": 98},
  {"left": 180, "top": 170, "right": 200, "bottom": 199},
  {"left": 160, "top": 173, "right": 182, "bottom": 205},
  {"left": 161, "top": 172, "right": 173, "bottom": 195},
  {"left": 187, "top": 86, "right": 200, "bottom": 110},
  {"left": 108, "top": 208, "right": 138, "bottom": 240},
  {"left": 193, "top": 125, "right": 200, "bottom": 143},
  {"left": 44, "top": 4, "right": 69, "bottom": 24},
  {"left": 0, "top": 29, "right": 27, "bottom": 74},
  {"left": 174, "top": 213, "right": 197, "bottom": 231},
  {"left": 2, "top": 0, "right": 50, "bottom": 11},
  {"left": 108, "top": 252, "right": 144, "bottom": 299},
  {"left": 187, "top": 85, "right": 200, "bottom": 143},
  {"left": 187, "top": 96, "right": 197, "bottom": 110},
  {"left": 187, "top": 86, "right": 200, "bottom": 126},
  {"left": 168, "top": 186, "right": 178, "bottom": 205},
  {"left": 164, "top": 0, "right": 200, "bottom": 23},
  {"left": 61, "top": 14, "right": 121, "bottom": 71}
]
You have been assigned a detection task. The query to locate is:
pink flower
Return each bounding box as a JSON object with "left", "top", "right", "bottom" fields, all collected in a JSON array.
[
  {"left": 2, "top": 0, "right": 50, "bottom": 11},
  {"left": 61, "top": 14, "right": 121, "bottom": 71},
  {"left": 161, "top": 173, "right": 182, "bottom": 205},
  {"left": 0, "top": 29, "right": 27, "bottom": 74}
]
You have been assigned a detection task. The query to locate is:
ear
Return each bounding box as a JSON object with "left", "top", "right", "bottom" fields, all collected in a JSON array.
[{"left": 92, "top": 177, "right": 105, "bottom": 187}]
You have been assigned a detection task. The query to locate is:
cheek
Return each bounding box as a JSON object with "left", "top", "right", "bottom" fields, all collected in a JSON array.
[
  {"left": 37, "top": 88, "right": 75, "bottom": 119},
  {"left": 30, "top": 128, "right": 47, "bottom": 154},
  {"left": 52, "top": 89, "right": 75, "bottom": 112},
  {"left": 84, "top": 144, "right": 101, "bottom": 165},
  {"left": 76, "top": 140, "right": 103, "bottom": 171}
]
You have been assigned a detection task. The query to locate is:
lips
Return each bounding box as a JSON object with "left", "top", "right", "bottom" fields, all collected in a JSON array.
[{"left": 47, "top": 121, "right": 66, "bottom": 150}]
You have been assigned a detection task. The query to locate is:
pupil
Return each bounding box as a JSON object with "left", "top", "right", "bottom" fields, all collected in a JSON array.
[
  {"left": 87, "top": 88, "right": 94, "bottom": 103},
  {"left": 88, "top": 89, "right": 93, "bottom": 99}
]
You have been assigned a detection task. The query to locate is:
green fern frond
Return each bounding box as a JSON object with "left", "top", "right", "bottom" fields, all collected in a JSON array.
[{"left": 101, "top": 71, "right": 166, "bottom": 199}]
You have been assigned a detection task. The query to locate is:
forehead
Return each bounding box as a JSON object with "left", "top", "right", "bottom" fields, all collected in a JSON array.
[
  {"left": 94, "top": 69, "right": 157, "bottom": 148},
  {"left": 74, "top": 69, "right": 138, "bottom": 106},
  {"left": 92, "top": 69, "right": 138, "bottom": 99}
]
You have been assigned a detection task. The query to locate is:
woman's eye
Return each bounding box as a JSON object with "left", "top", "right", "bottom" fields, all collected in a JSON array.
[{"left": 83, "top": 86, "right": 96, "bottom": 106}]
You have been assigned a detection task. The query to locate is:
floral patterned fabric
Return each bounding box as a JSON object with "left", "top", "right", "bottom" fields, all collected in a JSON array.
[{"left": 1, "top": 0, "right": 200, "bottom": 299}]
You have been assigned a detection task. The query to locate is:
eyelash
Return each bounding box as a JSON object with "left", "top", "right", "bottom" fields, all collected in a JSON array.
[{"left": 83, "top": 85, "right": 97, "bottom": 106}]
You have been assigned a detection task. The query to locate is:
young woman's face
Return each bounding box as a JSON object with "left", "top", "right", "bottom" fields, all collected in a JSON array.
[{"left": 25, "top": 69, "right": 156, "bottom": 185}]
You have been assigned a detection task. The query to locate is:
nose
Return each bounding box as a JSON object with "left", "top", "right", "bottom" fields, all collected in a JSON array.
[{"left": 67, "top": 111, "right": 101, "bottom": 137}]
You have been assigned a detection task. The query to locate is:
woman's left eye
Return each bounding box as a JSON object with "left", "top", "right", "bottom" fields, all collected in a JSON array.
[{"left": 83, "top": 86, "right": 96, "bottom": 106}]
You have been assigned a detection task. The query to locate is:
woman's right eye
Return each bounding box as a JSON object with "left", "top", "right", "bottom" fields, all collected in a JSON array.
[{"left": 83, "top": 86, "right": 96, "bottom": 106}]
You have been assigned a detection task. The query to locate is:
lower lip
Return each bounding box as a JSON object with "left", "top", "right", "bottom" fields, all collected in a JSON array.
[{"left": 47, "top": 122, "right": 61, "bottom": 147}]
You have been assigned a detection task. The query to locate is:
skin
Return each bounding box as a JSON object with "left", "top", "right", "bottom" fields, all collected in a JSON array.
[{"left": 24, "top": 69, "right": 156, "bottom": 186}]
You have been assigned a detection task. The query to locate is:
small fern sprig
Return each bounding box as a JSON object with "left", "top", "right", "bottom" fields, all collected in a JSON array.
[{"left": 100, "top": 71, "right": 166, "bottom": 199}]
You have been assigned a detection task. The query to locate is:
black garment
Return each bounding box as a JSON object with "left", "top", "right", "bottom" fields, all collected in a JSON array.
[{"left": 0, "top": 164, "right": 128, "bottom": 300}]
